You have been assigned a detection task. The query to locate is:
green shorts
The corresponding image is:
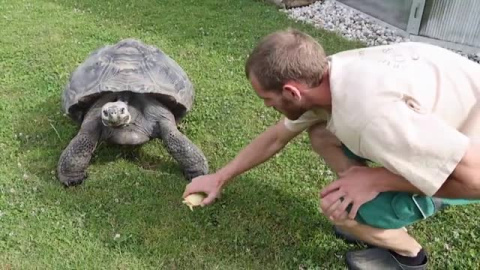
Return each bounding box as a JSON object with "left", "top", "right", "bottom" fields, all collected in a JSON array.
[{"left": 341, "top": 144, "right": 480, "bottom": 229}]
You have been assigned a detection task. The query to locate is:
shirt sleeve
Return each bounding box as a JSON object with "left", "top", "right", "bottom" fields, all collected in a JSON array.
[
  {"left": 284, "top": 110, "right": 328, "bottom": 133},
  {"left": 358, "top": 100, "right": 470, "bottom": 196}
]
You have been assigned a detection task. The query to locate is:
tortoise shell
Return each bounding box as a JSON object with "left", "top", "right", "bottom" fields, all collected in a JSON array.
[{"left": 62, "top": 39, "right": 194, "bottom": 123}]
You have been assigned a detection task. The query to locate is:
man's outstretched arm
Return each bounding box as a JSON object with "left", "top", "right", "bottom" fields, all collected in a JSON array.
[{"left": 183, "top": 118, "right": 302, "bottom": 205}]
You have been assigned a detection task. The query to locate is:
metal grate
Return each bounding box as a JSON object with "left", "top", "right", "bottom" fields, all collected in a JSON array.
[
  {"left": 337, "top": 0, "right": 414, "bottom": 30},
  {"left": 419, "top": 0, "right": 480, "bottom": 48}
]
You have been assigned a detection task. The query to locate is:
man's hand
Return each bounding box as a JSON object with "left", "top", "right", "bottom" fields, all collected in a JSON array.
[
  {"left": 320, "top": 166, "right": 381, "bottom": 220},
  {"left": 183, "top": 173, "right": 224, "bottom": 206}
]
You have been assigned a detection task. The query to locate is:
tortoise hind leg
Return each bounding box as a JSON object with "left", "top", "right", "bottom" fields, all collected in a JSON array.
[{"left": 57, "top": 117, "right": 101, "bottom": 186}]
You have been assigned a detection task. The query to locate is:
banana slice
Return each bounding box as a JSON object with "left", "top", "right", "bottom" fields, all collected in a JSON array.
[{"left": 182, "top": 193, "right": 206, "bottom": 211}]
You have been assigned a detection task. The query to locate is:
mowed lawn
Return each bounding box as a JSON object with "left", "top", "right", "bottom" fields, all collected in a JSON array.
[{"left": 0, "top": 0, "right": 479, "bottom": 269}]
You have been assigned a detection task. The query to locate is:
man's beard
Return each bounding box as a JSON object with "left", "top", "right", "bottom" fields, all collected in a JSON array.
[
  {"left": 284, "top": 109, "right": 306, "bottom": 120},
  {"left": 278, "top": 98, "right": 307, "bottom": 120}
]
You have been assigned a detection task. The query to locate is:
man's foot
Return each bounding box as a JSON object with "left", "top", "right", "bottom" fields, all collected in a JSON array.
[{"left": 346, "top": 247, "right": 428, "bottom": 270}]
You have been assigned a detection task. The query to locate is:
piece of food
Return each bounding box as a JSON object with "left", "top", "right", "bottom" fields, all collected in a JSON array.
[{"left": 182, "top": 193, "right": 206, "bottom": 211}]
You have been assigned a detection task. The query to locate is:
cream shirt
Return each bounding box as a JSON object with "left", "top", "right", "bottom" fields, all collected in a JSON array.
[{"left": 285, "top": 42, "right": 480, "bottom": 196}]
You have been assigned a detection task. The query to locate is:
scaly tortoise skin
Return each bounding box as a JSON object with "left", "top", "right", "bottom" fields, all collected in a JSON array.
[{"left": 58, "top": 39, "right": 208, "bottom": 186}]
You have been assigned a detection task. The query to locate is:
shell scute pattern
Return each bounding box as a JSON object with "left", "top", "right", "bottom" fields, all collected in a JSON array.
[{"left": 63, "top": 39, "right": 194, "bottom": 123}]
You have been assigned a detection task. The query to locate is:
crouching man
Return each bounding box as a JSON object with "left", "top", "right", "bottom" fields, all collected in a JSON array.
[{"left": 184, "top": 28, "right": 480, "bottom": 269}]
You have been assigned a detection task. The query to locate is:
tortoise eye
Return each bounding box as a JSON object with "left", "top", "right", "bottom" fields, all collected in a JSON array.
[
  {"left": 103, "top": 110, "right": 108, "bottom": 117},
  {"left": 120, "top": 108, "right": 125, "bottom": 114}
]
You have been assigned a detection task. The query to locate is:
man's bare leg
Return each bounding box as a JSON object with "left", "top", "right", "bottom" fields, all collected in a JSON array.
[
  {"left": 308, "top": 123, "right": 365, "bottom": 173},
  {"left": 308, "top": 123, "right": 422, "bottom": 257}
]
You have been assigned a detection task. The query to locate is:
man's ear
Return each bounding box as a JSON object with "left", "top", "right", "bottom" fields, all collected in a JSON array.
[{"left": 282, "top": 83, "right": 302, "bottom": 101}]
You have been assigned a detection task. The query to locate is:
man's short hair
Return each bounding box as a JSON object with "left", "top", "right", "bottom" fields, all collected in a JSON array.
[{"left": 245, "top": 28, "right": 328, "bottom": 92}]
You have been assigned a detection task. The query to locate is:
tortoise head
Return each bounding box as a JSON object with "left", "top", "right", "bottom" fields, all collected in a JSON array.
[{"left": 101, "top": 101, "right": 131, "bottom": 127}]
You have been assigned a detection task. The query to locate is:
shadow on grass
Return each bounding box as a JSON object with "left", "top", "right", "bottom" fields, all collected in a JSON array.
[
  {"left": 11, "top": 0, "right": 367, "bottom": 267},
  {"left": 15, "top": 93, "right": 351, "bottom": 270},
  {"left": 8, "top": 0, "right": 478, "bottom": 267}
]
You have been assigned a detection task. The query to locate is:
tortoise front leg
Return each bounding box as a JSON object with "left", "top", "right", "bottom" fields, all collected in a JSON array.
[
  {"left": 144, "top": 104, "right": 208, "bottom": 180},
  {"left": 157, "top": 118, "right": 209, "bottom": 180},
  {"left": 140, "top": 95, "right": 209, "bottom": 180},
  {"left": 57, "top": 119, "right": 101, "bottom": 187}
]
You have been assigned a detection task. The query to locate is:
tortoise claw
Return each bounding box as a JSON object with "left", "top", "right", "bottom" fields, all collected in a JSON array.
[{"left": 59, "top": 172, "right": 88, "bottom": 187}]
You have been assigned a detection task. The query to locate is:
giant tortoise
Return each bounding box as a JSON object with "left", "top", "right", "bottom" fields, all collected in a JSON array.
[{"left": 57, "top": 39, "right": 208, "bottom": 186}]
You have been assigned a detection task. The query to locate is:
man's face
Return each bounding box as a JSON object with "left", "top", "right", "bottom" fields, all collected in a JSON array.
[{"left": 250, "top": 74, "right": 307, "bottom": 120}]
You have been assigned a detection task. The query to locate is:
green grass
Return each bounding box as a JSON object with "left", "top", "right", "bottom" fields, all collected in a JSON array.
[{"left": 0, "top": 0, "right": 478, "bottom": 269}]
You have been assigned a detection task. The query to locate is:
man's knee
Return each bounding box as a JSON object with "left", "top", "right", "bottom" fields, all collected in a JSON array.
[
  {"left": 327, "top": 192, "right": 444, "bottom": 231},
  {"left": 308, "top": 123, "right": 341, "bottom": 153},
  {"left": 308, "top": 123, "right": 362, "bottom": 173},
  {"left": 330, "top": 217, "right": 359, "bottom": 228}
]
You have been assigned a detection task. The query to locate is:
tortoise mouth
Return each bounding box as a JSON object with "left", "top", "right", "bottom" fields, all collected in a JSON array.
[
  {"left": 101, "top": 101, "right": 131, "bottom": 127},
  {"left": 101, "top": 114, "right": 131, "bottom": 128}
]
